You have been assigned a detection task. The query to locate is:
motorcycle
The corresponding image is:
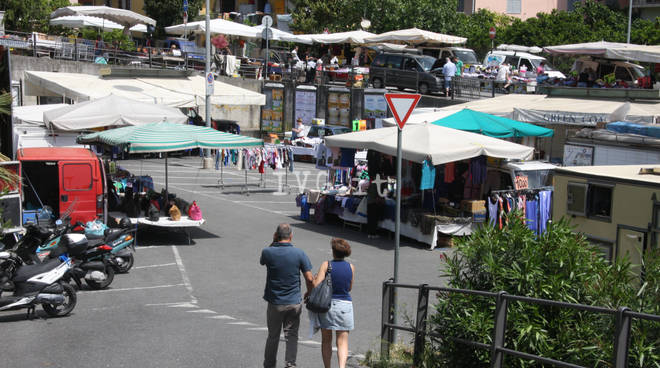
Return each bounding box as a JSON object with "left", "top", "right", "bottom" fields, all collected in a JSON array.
[{"left": 0, "top": 246, "right": 77, "bottom": 319}]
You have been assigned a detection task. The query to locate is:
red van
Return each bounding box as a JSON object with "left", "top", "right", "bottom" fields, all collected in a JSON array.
[{"left": 17, "top": 148, "right": 107, "bottom": 225}]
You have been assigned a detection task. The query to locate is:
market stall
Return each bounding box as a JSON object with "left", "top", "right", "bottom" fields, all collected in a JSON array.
[
  {"left": 78, "top": 122, "right": 263, "bottom": 244},
  {"left": 297, "top": 123, "right": 537, "bottom": 249}
]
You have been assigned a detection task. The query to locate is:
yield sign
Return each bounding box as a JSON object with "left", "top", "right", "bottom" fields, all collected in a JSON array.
[{"left": 384, "top": 93, "right": 421, "bottom": 130}]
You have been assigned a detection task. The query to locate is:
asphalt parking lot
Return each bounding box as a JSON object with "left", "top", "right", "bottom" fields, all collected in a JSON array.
[{"left": 1, "top": 156, "right": 449, "bottom": 368}]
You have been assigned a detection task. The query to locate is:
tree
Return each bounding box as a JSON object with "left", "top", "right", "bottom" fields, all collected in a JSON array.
[
  {"left": 0, "top": 0, "right": 71, "bottom": 34},
  {"left": 143, "top": 0, "right": 203, "bottom": 39},
  {"left": 428, "top": 214, "right": 659, "bottom": 367}
]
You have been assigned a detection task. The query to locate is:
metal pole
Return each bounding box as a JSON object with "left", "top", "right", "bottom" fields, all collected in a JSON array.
[
  {"left": 205, "top": 0, "right": 211, "bottom": 157},
  {"left": 266, "top": 33, "right": 270, "bottom": 80},
  {"left": 165, "top": 153, "right": 169, "bottom": 203},
  {"left": 393, "top": 125, "right": 402, "bottom": 334},
  {"left": 627, "top": 0, "right": 633, "bottom": 44}
]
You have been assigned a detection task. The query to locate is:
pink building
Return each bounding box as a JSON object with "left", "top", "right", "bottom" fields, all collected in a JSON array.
[{"left": 459, "top": 0, "right": 571, "bottom": 19}]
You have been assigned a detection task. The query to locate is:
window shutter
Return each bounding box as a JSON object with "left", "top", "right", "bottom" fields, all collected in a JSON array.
[{"left": 507, "top": 0, "right": 521, "bottom": 14}]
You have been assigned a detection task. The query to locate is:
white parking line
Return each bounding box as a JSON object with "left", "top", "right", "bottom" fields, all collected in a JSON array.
[
  {"left": 86, "top": 283, "right": 185, "bottom": 293},
  {"left": 172, "top": 245, "right": 197, "bottom": 304},
  {"left": 207, "top": 315, "right": 236, "bottom": 320},
  {"left": 187, "top": 309, "right": 217, "bottom": 314},
  {"left": 132, "top": 262, "right": 177, "bottom": 270},
  {"left": 145, "top": 301, "right": 193, "bottom": 307},
  {"left": 227, "top": 321, "right": 257, "bottom": 326}
]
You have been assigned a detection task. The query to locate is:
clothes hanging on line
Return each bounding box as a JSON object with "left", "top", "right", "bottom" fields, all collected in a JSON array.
[{"left": 487, "top": 189, "right": 552, "bottom": 235}]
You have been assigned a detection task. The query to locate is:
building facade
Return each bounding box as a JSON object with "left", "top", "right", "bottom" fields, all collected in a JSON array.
[{"left": 459, "top": 0, "right": 656, "bottom": 20}]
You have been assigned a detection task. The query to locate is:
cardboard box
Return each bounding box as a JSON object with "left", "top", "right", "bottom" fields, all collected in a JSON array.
[
  {"left": 461, "top": 200, "right": 486, "bottom": 213},
  {"left": 471, "top": 210, "right": 487, "bottom": 223}
]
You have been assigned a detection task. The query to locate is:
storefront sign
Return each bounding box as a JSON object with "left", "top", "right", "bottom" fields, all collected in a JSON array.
[{"left": 514, "top": 108, "right": 604, "bottom": 126}]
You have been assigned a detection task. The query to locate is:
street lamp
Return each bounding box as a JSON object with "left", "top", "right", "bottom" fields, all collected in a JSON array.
[{"left": 627, "top": 0, "right": 633, "bottom": 44}]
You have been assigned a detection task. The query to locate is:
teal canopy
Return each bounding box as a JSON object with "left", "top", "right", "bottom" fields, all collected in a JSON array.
[
  {"left": 431, "top": 109, "right": 554, "bottom": 138},
  {"left": 77, "top": 122, "right": 263, "bottom": 153}
]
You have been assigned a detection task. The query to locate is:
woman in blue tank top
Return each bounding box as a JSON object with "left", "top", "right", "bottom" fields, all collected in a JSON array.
[{"left": 312, "top": 238, "right": 355, "bottom": 368}]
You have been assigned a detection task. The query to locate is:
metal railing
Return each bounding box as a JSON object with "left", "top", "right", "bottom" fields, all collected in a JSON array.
[{"left": 381, "top": 279, "right": 660, "bottom": 368}]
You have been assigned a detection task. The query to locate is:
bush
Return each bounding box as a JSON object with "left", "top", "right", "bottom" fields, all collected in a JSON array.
[{"left": 428, "top": 214, "right": 659, "bottom": 368}]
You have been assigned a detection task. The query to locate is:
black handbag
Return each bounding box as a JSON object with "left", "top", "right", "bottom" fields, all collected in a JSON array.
[{"left": 305, "top": 261, "right": 333, "bottom": 313}]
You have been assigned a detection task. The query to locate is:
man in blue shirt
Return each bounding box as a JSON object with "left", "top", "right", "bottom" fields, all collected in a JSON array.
[
  {"left": 260, "top": 223, "right": 314, "bottom": 368},
  {"left": 442, "top": 57, "right": 456, "bottom": 97}
]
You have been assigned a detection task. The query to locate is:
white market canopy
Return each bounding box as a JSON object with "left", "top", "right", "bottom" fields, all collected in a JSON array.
[
  {"left": 252, "top": 25, "right": 313, "bottom": 44},
  {"left": 50, "top": 15, "right": 147, "bottom": 33},
  {"left": 165, "top": 19, "right": 258, "bottom": 39},
  {"left": 304, "top": 30, "right": 376, "bottom": 44},
  {"left": 496, "top": 44, "right": 542, "bottom": 54},
  {"left": 43, "top": 95, "right": 188, "bottom": 131},
  {"left": 324, "top": 123, "right": 533, "bottom": 165},
  {"left": 363, "top": 28, "right": 466, "bottom": 45},
  {"left": 50, "top": 6, "right": 156, "bottom": 28},
  {"left": 12, "top": 104, "right": 68, "bottom": 126},
  {"left": 544, "top": 41, "right": 660, "bottom": 64},
  {"left": 23, "top": 71, "right": 265, "bottom": 108},
  {"left": 382, "top": 94, "right": 660, "bottom": 127}
]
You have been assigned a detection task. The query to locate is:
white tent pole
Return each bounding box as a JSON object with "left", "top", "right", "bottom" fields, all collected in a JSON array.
[{"left": 205, "top": 0, "right": 211, "bottom": 157}]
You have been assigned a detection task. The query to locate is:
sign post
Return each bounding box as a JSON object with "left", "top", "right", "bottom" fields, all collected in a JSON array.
[
  {"left": 262, "top": 16, "right": 273, "bottom": 80},
  {"left": 384, "top": 93, "right": 421, "bottom": 340},
  {"left": 489, "top": 26, "right": 496, "bottom": 50}
]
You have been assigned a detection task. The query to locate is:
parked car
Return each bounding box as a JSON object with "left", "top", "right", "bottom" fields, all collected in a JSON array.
[
  {"left": 483, "top": 51, "right": 566, "bottom": 79},
  {"left": 162, "top": 38, "right": 205, "bottom": 62},
  {"left": 17, "top": 148, "right": 108, "bottom": 225},
  {"left": 572, "top": 56, "right": 645, "bottom": 85},
  {"left": 369, "top": 52, "right": 444, "bottom": 94},
  {"left": 307, "top": 125, "right": 351, "bottom": 138}
]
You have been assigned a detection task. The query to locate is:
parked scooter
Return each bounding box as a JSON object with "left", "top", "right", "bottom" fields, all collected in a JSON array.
[{"left": 0, "top": 245, "right": 77, "bottom": 319}]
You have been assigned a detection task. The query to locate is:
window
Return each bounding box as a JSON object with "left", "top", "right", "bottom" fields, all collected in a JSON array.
[
  {"left": 386, "top": 55, "right": 403, "bottom": 69},
  {"left": 507, "top": 0, "right": 521, "bottom": 14},
  {"left": 614, "top": 66, "right": 632, "bottom": 81},
  {"left": 587, "top": 184, "right": 612, "bottom": 219},
  {"left": 587, "top": 237, "right": 614, "bottom": 261},
  {"left": 504, "top": 56, "right": 520, "bottom": 68},
  {"left": 402, "top": 58, "right": 420, "bottom": 72},
  {"left": 567, "top": 182, "right": 588, "bottom": 216},
  {"left": 372, "top": 54, "right": 386, "bottom": 67},
  {"left": 62, "top": 164, "right": 93, "bottom": 191},
  {"left": 457, "top": 0, "right": 465, "bottom": 12}
]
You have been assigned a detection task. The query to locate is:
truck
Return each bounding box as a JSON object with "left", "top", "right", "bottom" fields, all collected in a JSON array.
[{"left": 17, "top": 148, "right": 108, "bottom": 225}]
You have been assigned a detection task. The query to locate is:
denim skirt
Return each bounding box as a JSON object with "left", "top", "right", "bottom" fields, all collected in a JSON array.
[{"left": 319, "top": 299, "right": 354, "bottom": 331}]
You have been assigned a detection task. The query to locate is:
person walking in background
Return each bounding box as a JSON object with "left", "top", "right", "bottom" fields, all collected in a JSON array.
[
  {"left": 260, "top": 224, "right": 314, "bottom": 368},
  {"left": 453, "top": 56, "right": 463, "bottom": 77},
  {"left": 311, "top": 238, "right": 355, "bottom": 368},
  {"left": 496, "top": 62, "right": 512, "bottom": 92},
  {"left": 442, "top": 57, "right": 456, "bottom": 97},
  {"left": 291, "top": 118, "right": 305, "bottom": 141}
]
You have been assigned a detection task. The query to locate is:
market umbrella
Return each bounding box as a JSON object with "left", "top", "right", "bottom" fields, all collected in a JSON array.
[
  {"left": 431, "top": 109, "right": 554, "bottom": 138},
  {"left": 44, "top": 95, "right": 188, "bottom": 131},
  {"left": 296, "top": 30, "right": 376, "bottom": 44},
  {"left": 165, "top": 19, "right": 258, "bottom": 39},
  {"left": 324, "top": 122, "right": 533, "bottom": 165},
  {"left": 77, "top": 122, "right": 263, "bottom": 195},
  {"left": 251, "top": 25, "right": 313, "bottom": 44},
  {"left": 543, "top": 41, "right": 660, "bottom": 64},
  {"left": 363, "top": 28, "right": 466, "bottom": 45},
  {"left": 49, "top": 15, "right": 147, "bottom": 33},
  {"left": 50, "top": 6, "right": 156, "bottom": 28}
]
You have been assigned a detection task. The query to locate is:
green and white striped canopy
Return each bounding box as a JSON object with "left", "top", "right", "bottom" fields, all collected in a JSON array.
[{"left": 77, "top": 122, "right": 263, "bottom": 153}]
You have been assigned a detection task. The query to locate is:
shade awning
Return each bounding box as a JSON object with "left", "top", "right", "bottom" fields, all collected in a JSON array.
[
  {"left": 363, "top": 28, "right": 466, "bottom": 45},
  {"left": 44, "top": 95, "right": 188, "bottom": 131},
  {"left": 431, "top": 109, "right": 554, "bottom": 138},
  {"left": 50, "top": 6, "right": 156, "bottom": 27},
  {"left": 303, "top": 30, "right": 376, "bottom": 44},
  {"left": 24, "top": 71, "right": 265, "bottom": 107},
  {"left": 324, "top": 123, "right": 533, "bottom": 165},
  {"left": 165, "top": 19, "right": 258, "bottom": 38},
  {"left": 50, "top": 15, "right": 147, "bottom": 33},
  {"left": 12, "top": 104, "right": 69, "bottom": 126},
  {"left": 77, "top": 122, "right": 263, "bottom": 153},
  {"left": 543, "top": 41, "right": 660, "bottom": 64},
  {"left": 251, "top": 25, "right": 313, "bottom": 44}
]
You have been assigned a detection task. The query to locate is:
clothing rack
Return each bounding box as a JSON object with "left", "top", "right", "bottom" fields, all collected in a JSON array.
[{"left": 490, "top": 186, "right": 553, "bottom": 195}]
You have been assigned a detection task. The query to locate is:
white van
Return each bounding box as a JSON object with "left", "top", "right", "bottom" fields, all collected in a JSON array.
[
  {"left": 572, "top": 56, "right": 645, "bottom": 84},
  {"left": 421, "top": 47, "right": 481, "bottom": 68},
  {"left": 483, "top": 51, "right": 566, "bottom": 79}
]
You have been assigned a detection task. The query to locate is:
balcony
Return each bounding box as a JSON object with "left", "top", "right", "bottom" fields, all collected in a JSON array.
[{"left": 632, "top": 0, "right": 660, "bottom": 8}]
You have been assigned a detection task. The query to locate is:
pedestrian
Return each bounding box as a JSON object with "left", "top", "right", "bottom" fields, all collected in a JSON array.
[
  {"left": 312, "top": 238, "right": 355, "bottom": 368},
  {"left": 94, "top": 35, "right": 105, "bottom": 57},
  {"left": 536, "top": 61, "right": 546, "bottom": 75},
  {"left": 260, "top": 223, "right": 314, "bottom": 368},
  {"left": 453, "top": 56, "right": 463, "bottom": 77},
  {"left": 496, "top": 62, "right": 511, "bottom": 92},
  {"left": 442, "top": 57, "right": 456, "bottom": 97},
  {"left": 291, "top": 45, "right": 301, "bottom": 63},
  {"left": 291, "top": 118, "right": 305, "bottom": 141}
]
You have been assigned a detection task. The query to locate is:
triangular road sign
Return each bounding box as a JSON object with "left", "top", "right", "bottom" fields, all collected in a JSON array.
[{"left": 384, "top": 93, "right": 421, "bottom": 130}]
